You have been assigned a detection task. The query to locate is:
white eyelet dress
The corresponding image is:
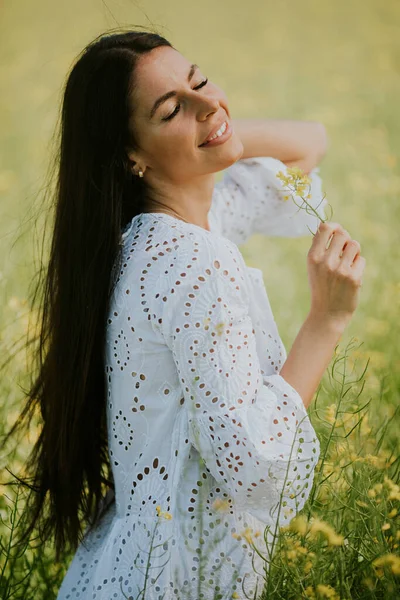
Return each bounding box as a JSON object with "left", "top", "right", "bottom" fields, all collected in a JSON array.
[{"left": 56, "top": 157, "right": 327, "bottom": 600}]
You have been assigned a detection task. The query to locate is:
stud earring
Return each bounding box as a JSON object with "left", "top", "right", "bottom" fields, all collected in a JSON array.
[{"left": 138, "top": 169, "right": 144, "bottom": 178}]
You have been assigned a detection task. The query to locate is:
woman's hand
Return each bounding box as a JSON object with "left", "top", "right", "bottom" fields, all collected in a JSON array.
[
  {"left": 307, "top": 221, "right": 366, "bottom": 325},
  {"left": 279, "top": 220, "right": 365, "bottom": 410}
]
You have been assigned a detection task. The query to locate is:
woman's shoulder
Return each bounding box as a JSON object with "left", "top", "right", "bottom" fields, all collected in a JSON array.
[
  {"left": 152, "top": 222, "right": 251, "bottom": 306},
  {"left": 123, "top": 213, "right": 242, "bottom": 267},
  {"left": 119, "top": 213, "right": 250, "bottom": 303}
]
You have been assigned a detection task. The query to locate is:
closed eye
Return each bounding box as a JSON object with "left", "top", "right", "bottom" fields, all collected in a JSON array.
[{"left": 162, "top": 78, "right": 209, "bottom": 122}]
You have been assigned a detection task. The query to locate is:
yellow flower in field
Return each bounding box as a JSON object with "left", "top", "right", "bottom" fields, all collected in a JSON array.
[
  {"left": 362, "top": 577, "right": 375, "bottom": 591},
  {"left": 322, "top": 463, "right": 341, "bottom": 479},
  {"left": 304, "top": 560, "right": 314, "bottom": 575},
  {"left": 304, "top": 586, "right": 316, "bottom": 598},
  {"left": 368, "top": 477, "right": 400, "bottom": 501},
  {"left": 232, "top": 593, "right": 240, "bottom": 599},
  {"left": 316, "top": 583, "right": 341, "bottom": 599},
  {"left": 388, "top": 488, "right": 400, "bottom": 501},
  {"left": 372, "top": 553, "right": 400, "bottom": 576},
  {"left": 335, "top": 442, "right": 349, "bottom": 457},
  {"left": 355, "top": 500, "right": 369, "bottom": 508},
  {"left": 384, "top": 476, "right": 400, "bottom": 495},
  {"left": 348, "top": 452, "right": 363, "bottom": 463},
  {"left": 363, "top": 453, "right": 391, "bottom": 469},
  {"left": 388, "top": 508, "right": 397, "bottom": 518},
  {"left": 331, "top": 477, "right": 350, "bottom": 495},
  {"left": 382, "top": 523, "right": 391, "bottom": 531},
  {"left": 156, "top": 505, "right": 172, "bottom": 520},
  {"left": 288, "top": 514, "right": 308, "bottom": 536},
  {"left": 316, "top": 484, "right": 330, "bottom": 503},
  {"left": 325, "top": 404, "right": 337, "bottom": 425},
  {"left": 309, "top": 517, "right": 344, "bottom": 546}
]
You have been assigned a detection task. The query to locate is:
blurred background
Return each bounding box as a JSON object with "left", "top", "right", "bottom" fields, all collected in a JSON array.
[
  {"left": 1, "top": 0, "right": 399, "bottom": 366},
  {"left": 1, "top": 0, "right": 400, "bottom": 595}
]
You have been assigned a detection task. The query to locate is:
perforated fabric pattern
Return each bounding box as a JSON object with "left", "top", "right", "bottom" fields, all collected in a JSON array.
[{"left": 56, "top": 157, "right": 324, "bottom": 600}]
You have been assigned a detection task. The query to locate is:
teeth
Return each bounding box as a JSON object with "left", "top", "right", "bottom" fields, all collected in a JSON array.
[{"left": 205, "top": 121, "right": 227, "bottom": 144}]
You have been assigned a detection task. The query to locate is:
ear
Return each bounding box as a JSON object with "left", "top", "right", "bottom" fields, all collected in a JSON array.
[{"left": 125, "top": 147, "right": 139, "bottom": 166}]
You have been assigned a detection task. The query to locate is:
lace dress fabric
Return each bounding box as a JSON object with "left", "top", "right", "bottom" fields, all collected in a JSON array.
[{"left": 56, "top": 157, "right": 326, "bottom": 600}]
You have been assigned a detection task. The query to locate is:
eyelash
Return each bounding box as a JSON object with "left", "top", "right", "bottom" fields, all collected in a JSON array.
[{"left": 163, "top": 78, "right": 209, "bottom": 121}]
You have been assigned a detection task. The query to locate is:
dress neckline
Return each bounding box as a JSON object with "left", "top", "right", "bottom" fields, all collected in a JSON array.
[
  {"left": 121, "top": 210, "right": 216, "bottom": 241},
  {"left": 143, "top": 211, "right": 211, "bottom": 231}
]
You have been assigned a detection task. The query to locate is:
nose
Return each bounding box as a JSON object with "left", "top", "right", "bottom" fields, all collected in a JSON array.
[{"left": 196, "top": 91, "right": 220, "bottom": 119}]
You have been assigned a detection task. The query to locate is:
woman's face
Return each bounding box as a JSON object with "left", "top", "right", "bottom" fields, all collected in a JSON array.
[{"left": 127, "top": 46, "right": 244, "bottom": 184}]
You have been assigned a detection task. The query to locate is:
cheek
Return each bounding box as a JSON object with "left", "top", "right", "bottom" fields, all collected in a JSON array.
[{"left": 160, "top": 122, "right": 198, "bottom": 156}]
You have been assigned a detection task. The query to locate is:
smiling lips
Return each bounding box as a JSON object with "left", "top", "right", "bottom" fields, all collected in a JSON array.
[{"left": 199, "top": 120, "right": 232, "bottom": 147}]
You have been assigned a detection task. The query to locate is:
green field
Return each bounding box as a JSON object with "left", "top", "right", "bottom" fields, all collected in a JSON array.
[{"left": 1, "top": 0, "right": 400, "bottom": 598}]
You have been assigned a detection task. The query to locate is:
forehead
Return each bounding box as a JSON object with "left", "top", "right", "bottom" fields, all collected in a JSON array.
[{"left": 134, "top": 47, "right": 193, "bottom": 107}]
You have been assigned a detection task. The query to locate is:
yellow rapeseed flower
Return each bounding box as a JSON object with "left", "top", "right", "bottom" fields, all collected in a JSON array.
[
  {"left": 156, "top": 505, "right": 172, "bottom": 520},
  {"left": 288, "top": 514, "right": 308, "bottom": 536},
  {"left": 355, "top": 500, "right": 369, "bottom": 508},
  {"left": 304, "top": 560, "right": 314, "bottom": 575},
  {"left": 316, "top": 583, "right": 341, "bottom": 599},
  {"left": 325, "top": 404, "right": 337, "bottom": 425},
  {"left": 309, "top": 517, "right": 344, "bottom": 546},
  {"left": 384, "top": 476, "right": 400, "bottom": 501},
  {"left": 373, "top": 553, "right": 400, "bottom": 576},
  {"left": 287, "top": 166, "right": 305, "bottom": 178},
  {"left": 240, "top": 526, "right": 255, "bottom": 545}
]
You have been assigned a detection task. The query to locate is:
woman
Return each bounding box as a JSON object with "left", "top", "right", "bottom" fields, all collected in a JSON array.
[{"left": 4, "top": 29, "right": 365, "bottom": 600}]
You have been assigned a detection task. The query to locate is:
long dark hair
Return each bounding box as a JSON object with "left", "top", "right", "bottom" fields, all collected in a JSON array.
[{"left": 1, "top": 28, "right": 173, "bottom": 563}]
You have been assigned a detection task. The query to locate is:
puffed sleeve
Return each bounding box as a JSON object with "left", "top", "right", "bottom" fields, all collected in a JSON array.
[
  {"left": 152, "top": 234, "right": 320, "bottom": 528},
  {"left": 210, "top": 156, "right": 328, "bottom": 246}
]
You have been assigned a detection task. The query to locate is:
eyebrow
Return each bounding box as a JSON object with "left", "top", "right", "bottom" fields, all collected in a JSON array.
[{"left": 149, "top": 63, "right": 199, "bottom": 119}]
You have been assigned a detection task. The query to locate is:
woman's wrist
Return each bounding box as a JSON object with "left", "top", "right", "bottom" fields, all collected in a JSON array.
[
  {"left": 279, "top": 310, "right": 349, "bottom": 410},
  {"left": 306, "top": 309, "right": 351, "bottom": 337}
]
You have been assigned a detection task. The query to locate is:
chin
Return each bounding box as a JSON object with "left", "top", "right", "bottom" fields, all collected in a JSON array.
[
  {"left": 224, "top": 138, "right": 245, "bottom": 168},
  {"left": 206, "top": 137, "right": 244, "bottom": 174}
]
